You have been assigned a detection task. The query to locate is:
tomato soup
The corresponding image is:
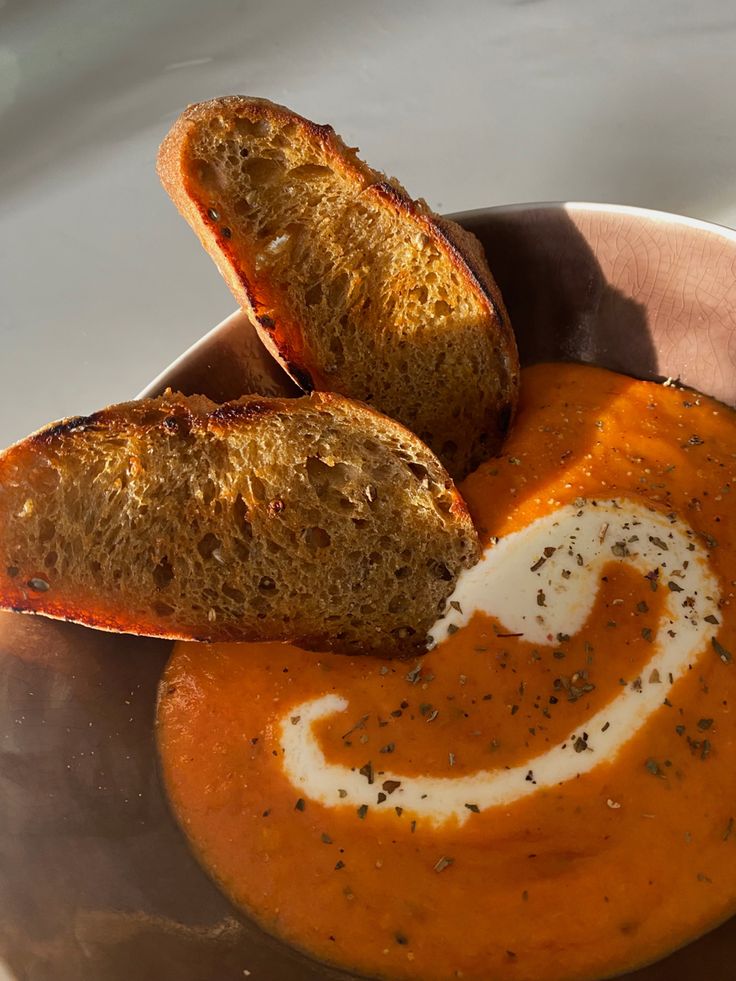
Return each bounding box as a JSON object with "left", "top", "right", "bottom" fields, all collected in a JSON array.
[{"left": 156, "top": 364, "right": 736, "bottom": 981}]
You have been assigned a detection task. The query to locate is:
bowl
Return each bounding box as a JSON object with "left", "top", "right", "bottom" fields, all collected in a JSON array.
[{"left": 1, "top": 202, "right": 735, "bottom": 981}]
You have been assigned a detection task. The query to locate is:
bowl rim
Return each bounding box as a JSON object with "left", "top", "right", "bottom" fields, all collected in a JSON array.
[
  {"left": 452, "top": 199, "right": 736, "bottom": 242},
  {"left": 140, "top": 199, "right": 736, "bottom": 402}
]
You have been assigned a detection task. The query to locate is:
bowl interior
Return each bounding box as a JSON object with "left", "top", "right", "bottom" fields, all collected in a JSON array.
[{"left": 1, "top": 203, "right": 735, "bottom": 981}]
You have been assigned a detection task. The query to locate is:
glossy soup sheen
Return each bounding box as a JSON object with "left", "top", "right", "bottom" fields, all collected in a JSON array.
[{"left": 156, "top": 363, "right": 736, "bottom": 981}]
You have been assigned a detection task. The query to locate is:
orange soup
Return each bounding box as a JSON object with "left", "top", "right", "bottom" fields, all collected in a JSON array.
[{"left": 156, "top": 363, "right": 736, "bottom": 981}]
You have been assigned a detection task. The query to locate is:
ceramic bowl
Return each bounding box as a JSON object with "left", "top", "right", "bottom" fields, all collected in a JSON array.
[{"left": 2, "top": 203, "right": 735, "bottom": 981}]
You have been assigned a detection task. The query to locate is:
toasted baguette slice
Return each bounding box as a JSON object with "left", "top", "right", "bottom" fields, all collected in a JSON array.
[
  {"left": 157, "top": 96, "right": 519, "bottom": 479},
  {"left": 0, "top": 390, "right": 479, "bottom": 656}
]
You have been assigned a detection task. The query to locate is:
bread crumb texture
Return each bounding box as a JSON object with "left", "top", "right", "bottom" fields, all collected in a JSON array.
[
  {"left": 0, "top": 391, "right": 479, "bottom": 656},
  {"left": 159, "top": 97, "right": 519, "bottom": 478}
]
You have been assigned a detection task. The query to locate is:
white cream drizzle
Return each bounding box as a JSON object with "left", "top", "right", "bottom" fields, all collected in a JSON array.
[{"left": 278, "top": 500, "right": 721, "bottom": 826}]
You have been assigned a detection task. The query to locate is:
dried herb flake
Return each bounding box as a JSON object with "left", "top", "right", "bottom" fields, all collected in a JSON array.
[{"left": 712, "top": 637, "right": 733, "bottom": 664}]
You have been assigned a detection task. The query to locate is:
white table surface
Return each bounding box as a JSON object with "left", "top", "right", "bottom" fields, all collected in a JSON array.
[{"left": 2, "top": 0, "right": 736, "bottom": 450}]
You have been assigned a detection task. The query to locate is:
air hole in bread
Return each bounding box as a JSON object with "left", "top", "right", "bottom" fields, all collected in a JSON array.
[
  {"left": 305, "top": 456, "right": 348, "bottom": 497},
  {"left": 201, "top": 479, "right": 217, "bottom": 506},
  {"left": 303, "top": 526, "right": 331, "bottom": 548},
  {"left": 233, "top": 540, "right": 250, "bottom": 561},
  {"left": 284, "top": 219, "right": 305, "bottom": 238},
  {"left": 234, "top": 117, "right": 271, "bottom": 138},
  {"left": 431, "top": 561, "right": 453, "bottom": 582},
  {"left": 256, "top": 220, "right": 280, "bottom": 244},
  {"left": 248, "top": 476, "right": 267, "bottom": 501},
  {"left": 289, "top": 163, "right": 333, "bottom": 181},
  {"left": 408, "top": 462, "right": 429, "bottom": 482},
  {"left": 242, "top": 156, "right": 284, "bottom": 185},
  {"left": 197, "top": 532, "right": 222, "bottom": 559},
  {"left": 394, "top": 566, "right": 410, "bottom": 579},
  {"left": 259, "top": 576, "right": 276, "bottom": 591},
  {"left": 206, "top": 115, "right": 226, "bottom": 135},
  {"left": 38, "top": 518, "right": 54, "bottom": 543},
  {"left": 153, "top": 601, "right": 175, "bottom": 617},
  {"left": 329, "top": 271, "right": 350, "bottom": 305},
  {"left": 305, "top": 283, "right": 323, "bottom": 307},
  {"left": 153, "top": 557, "right": 174, "bottom": 589},
  {"left": 234, "top": 196, "right": 254, "bottom": 217}
]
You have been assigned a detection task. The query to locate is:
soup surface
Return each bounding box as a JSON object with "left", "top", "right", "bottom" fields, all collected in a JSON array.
[{"left": 157, "top": 363, "right": 736, "bottom": 981}]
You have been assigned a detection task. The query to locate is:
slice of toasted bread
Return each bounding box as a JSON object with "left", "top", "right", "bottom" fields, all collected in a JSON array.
[
  {"left": 0, "top": 390, "right": 479, "bottom": 656},
  {"left": 157, "top": 96, "right": 519, "bottom": 479}
]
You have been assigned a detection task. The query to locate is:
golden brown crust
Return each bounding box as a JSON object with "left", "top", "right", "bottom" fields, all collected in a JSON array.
[{"left": 157, "top": 96, "right": 520, "bottom": 478}]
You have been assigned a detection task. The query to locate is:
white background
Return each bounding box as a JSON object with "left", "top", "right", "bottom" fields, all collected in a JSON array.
[{"left": 2, "top": 0, "right": 735, "bottom": 448}]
